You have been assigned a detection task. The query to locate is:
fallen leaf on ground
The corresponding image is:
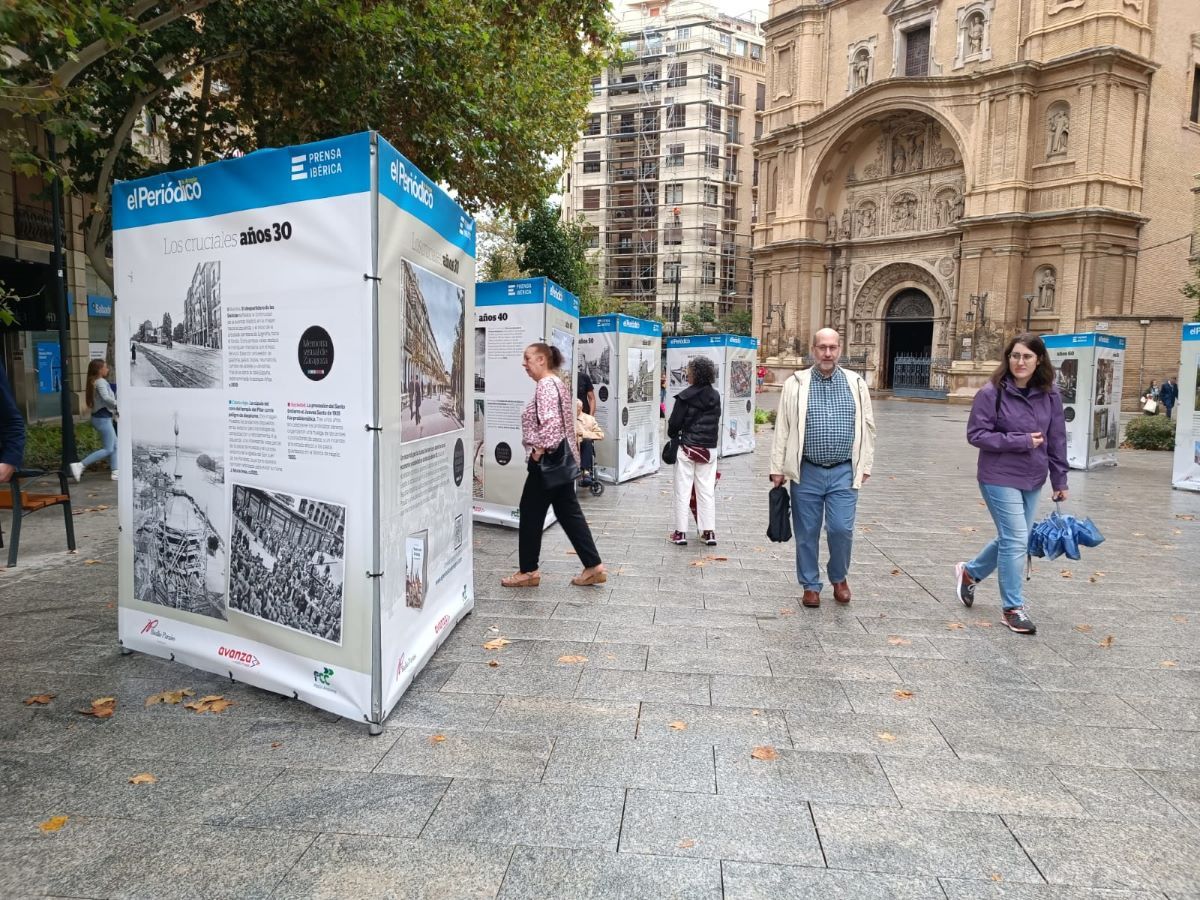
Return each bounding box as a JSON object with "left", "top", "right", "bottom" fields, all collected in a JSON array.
[
  {"left": 127, "top": 773, "right": 157, "bottom": 785},
  {"left": 668, "top": 720, "right": 687, "bottom": 731},
  {"left": 270, "top": 742, "right": 283, "bottom": 749},
  {"left": 946, "top": 623, "right": 966, "bottom": 631},
  {"left": 974, "top": 621, "right": 993, "bottom": 628},
  {"left": 1172, "top": 615, "right": 1188, "bottom": 624},
  {"left": 1088, "top": 575, "right": 1101, "bottom": 583},
  {"left": 482, "top": 638, "right": 511, "bottom": 650},
  {"left": 860, "top": 526, "right": 873, "bottom": 533},
  {"left": 876, "top": 732, "right": 898, "bottom": 742},
  {"left": 887, "top": 637, "right": 912, "bottom": 646},
  {"left": 779, "top": 608, "right": 795, "bottom": 617},
  {"left": 751, "top": 709, "right": 762, "bottom": 716},
  {"left": 689, "top": 560, "right": 707, "bottom": 568},
  {"left": 83, "top": 559, "right": 102, "bottom": 565},
  {"left": 1174, "top": 529, "right": 1183, "bottom": 535},
  {"left": 38, "top": 816, "right": 68, "bottom": 833},
  {"left": 1176, "top": 514, "right": 1196, "bottom": 521},
  {"left": 564, "top": 550, "right": 577, "bottom": 555},
  {"left": 990, "top": 873, "right": 1003, "bottom": 882},
  {"left": 1133, "top": 531, "right": 1145, "bottom": 537},
  {"left": 22, "top": 693, "right": 55, "bottom": 706},
  {"left": 144, "top": 688, "right": 195, "bottom": 707},
  {"left": 1060, "top": 570, "right": 1073, "bottom": 579},
  {"left": 76, "top": 697, "right": 116, "bottom": 719},
  {"left": 978, "top": 501, "right": 986, "bottom": 507},
  {"left": 429, "top": 734, "right": 447, "bottom": 744},
  {"left": 890, "top": 568, "right": 902, "bottom": 576},
  {"left": 557, "top": 655, "right": 588, "bottom": 664},
  {"left": 1073, "top": 624, "right": 1093, "bottom": 633},
  {"left": 678, "top": 839, "right": 696, "bottom": 849},
  {"left": 705, "top": 555, "right": 729, "bottom": 562},
  {"left": 893, "top": 689, "right": 915, "bottom": 701},
  {"left": 750, "top": 746, "right": 779, "bottom": 761},
  {"left": 487, "top": 660, "right": 500, "bottom": 668},
  {"left": 960, "top": 527, "right": 977, "bottom": 533},
  {"left": 184, "top": 695, "right": 234, "bottom": 714},
  {"left": 1161, "top": 660, "right": 1178, "bottom": 668},
  {"left": 1098, "top": 635, "right": 1115, "bottom": 649}
]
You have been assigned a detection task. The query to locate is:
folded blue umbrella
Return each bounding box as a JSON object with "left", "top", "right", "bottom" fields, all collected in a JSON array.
[{"left": 1028, "top": 503, "right": 1105, "bottom": 561}]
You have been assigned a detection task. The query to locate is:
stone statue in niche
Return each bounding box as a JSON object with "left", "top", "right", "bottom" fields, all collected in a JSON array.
[
  {"left": 865, "top": 322, "right": 873, "bottom": 343},
  {"left": 852, "top": 50, "right": 870, "bottom": 89},
  {"left": 891, "top": 141, "right": 907, "bottom": 175},
  {"left": 906, "top": 132, "right": 925, "bottom": 171},
  {"left": 1036, "top": 269, "right": 1056, "bottom": 310},
  {"left": 857, "top": 203, "right": 876, "bottom": 237},
  {"left": 853, "top": 323, "right": 863, "bottom": 343},
  {"left": 827, "top": 214, "right": 839, "bottom": 241},
  {"left": 966, "top": 12, "right": 985, "bottom": 55},
  {"left": 1047, "top": 108, "right": 1070, "bottom": 156},
  {"left": 841, "top": 208, "right": 852, "bottom": 239},
  {"left": 892, "top": 195, "right": 918, "bottom": 231}
]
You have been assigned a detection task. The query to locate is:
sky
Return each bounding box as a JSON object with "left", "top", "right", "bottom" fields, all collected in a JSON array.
[{"left": 718, "top": 0, "right": 769, "bottom": 21}]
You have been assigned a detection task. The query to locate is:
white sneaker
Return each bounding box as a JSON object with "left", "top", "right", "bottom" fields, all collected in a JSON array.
[
  {"left": 69, "top": 462, "right": 83, "bottom": 483},
  {"left": 110, "top": 470, "right": 118, "bottom": 481}
]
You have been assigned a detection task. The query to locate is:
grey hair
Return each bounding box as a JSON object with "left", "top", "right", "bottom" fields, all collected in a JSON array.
[{"left": 688, "top": 356, "right": 717, "bottom": 387}]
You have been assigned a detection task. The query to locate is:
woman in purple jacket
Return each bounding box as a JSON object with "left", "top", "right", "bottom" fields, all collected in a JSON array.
[{"left": 956, "top": 333, "right": 1068, "bottom": 634}]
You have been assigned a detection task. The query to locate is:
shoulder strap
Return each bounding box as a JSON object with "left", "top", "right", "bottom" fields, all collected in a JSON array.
[{"left": 994, "top": 382, "right": 1002, "bottom": 420}]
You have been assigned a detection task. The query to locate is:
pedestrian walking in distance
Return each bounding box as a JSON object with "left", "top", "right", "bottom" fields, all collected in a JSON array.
[
  {"left": 769, "top": 328, "right": 875, "bottom": 608},
  {"left": 501, "top": 342, "right": 606, "bottom": 588},
  {"left": 957, "top": 332, "right": 1068, "bottom": 635},
  {"left": 71, "top": 359, "right": 119, "bottom": 482},
  {"left": 667, "top": 356, "right": 721, "bottom": 546},
  {"left": 1160, "top": 376, "right": 1178, "bottom": 420}
]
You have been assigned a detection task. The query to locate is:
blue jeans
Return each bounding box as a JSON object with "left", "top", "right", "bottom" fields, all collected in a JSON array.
[
  {"left": 790, "top": 461, "right": 857, "bottom": 592},
  {"left": 81, "top": 415, "right": 116, "bottom": 470},
  {"left": 966, "top": 482, "right": 1040, "bottom": 610}
]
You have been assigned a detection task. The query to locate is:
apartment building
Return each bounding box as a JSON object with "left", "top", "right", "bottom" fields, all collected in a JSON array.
[{"left": 561, "top": 0, "right": 766, "bottom": 328}]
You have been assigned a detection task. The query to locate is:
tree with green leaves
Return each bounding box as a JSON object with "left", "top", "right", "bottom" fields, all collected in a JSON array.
[
  {"left": 1184, "top": 264, "right": 1200, "bottom": 321},
  {"left": 2, "top": 0, "right": 614, "bottom": 290},
  {"left": 514, "top": 201, "right": 599, "bottom": 308}
]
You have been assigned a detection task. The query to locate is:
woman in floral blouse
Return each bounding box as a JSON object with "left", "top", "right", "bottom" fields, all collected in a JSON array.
[{"left": 501, "top": 342, "right": 606, "bottom": 588}]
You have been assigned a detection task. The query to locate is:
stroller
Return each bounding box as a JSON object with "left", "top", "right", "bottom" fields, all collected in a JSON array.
[{"left": 575, "top": 400, "right": 605, "bottom": 496}]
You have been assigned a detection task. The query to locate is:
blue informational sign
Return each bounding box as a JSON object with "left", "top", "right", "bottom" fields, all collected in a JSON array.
[
  {"left": 36, "top": 341, "right": 61, "bottom": 393},
  {"left": 87, "top": 294, "right": 113, "bottom": 317}
]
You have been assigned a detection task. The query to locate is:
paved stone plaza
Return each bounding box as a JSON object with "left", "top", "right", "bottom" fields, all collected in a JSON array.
[{"left": 1, "top": 399, "right": 1199, "bottom": 899}]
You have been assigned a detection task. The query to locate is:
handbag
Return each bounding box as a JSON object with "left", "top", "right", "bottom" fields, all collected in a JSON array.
[
  {"left": 767, "top": 485, "right": 792, "bottom": 543},
  {"left": 536, "top": 380, "right": 580, "bottom": 489},
  {"left": 1142, "top": 397, "right": 1157, "bottom": 414},
  {"left": 661, "top": 437, "right": 678, "bottom": 465}
]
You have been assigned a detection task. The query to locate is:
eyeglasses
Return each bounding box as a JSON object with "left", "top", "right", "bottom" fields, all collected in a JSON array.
[{"left": 1009, "top": 353, "right": 1037, "bottom": 362}]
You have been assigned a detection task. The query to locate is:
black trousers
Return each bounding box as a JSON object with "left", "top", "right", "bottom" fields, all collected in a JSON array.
[
  {"left": 579, "top": 439, "right": 595, "bottom": 475},
  {"left": 518, "top": 463, "right": 602, "bottom": 573}
]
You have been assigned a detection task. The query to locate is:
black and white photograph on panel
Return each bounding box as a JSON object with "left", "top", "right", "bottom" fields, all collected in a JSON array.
[
  {"left": 625, "top": 430, "right": 637, "bottom": 460},
  {"left": 405, "top": 530, "right": 428, "bottom": 610},
  {"left": 129, "top": 260, "right": 223, "bottom": 389},
  {"left": 578, "top": 343, "right": 611, "bottom": 387},
  {"left": 473, "top": 399, "right": 486, "bottom": 500},
  {"left": 1055, "top": 358, "right": 1078, "bottom": 404},
  {"left": 474, "top": 327, "right": 486, "bottom": 392},
  {"left": 729, "top": 360, "right": 753, "bottom": 398},
  {"left": 402, "top": 259, "right": 466, "bottom": 443},
  {"left": 551, "top": 327, "right": 575, "bottom": 384},
  {"left": 228, "top": 485, "right": 346, "bottom": 644},
  {"left": 627, "top": 348, "right": 655, "bottom": 403},
  {"left": 1095, "top": 357, "right": 1114, "bottom": 407},
  {"left": 131, "top": 408, "right": 227, "bottom": 620}
]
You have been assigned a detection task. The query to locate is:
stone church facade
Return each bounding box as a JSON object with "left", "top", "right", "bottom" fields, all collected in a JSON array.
[{"left": 753, "top": 0, "right": 1200, "bottom": 404}]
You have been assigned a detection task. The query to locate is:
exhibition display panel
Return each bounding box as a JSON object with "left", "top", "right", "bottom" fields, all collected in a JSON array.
[
  {"left": 1043, "top": 332, "right": 1126, "bottom": 470},
  {"left": 665, "top": 334, "right": 758, "bottom": 458},
  {"left": 113, "top": 131, "right": 476, "bottom": 731},
  {"left": 1172, "top": 323, "right": 1200, "bottom": 492},
  {"left": 473, "top": 278, "right": 579, "bottom": 527},
  {"left": 579, "top": 315, "right": 662, "bottom": 483}
]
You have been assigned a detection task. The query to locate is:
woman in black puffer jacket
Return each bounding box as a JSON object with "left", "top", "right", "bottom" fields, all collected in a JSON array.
[{"left": 667, "top": 356, "right": 721, "bottom": 546}]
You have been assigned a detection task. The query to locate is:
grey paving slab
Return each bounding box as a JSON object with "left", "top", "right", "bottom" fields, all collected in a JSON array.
[
  {"left": 637, "top": 701, "right": 792, "bottom": 746},
  {"left": 817, "top": 632, "right": 948, "bottom": 659},
  {"left": 373, "top": 728, "right": 552, "bottom": 782},
  {"left": 498, "top": 846, "right": 722, "bottom": 900},
  {"left": 648, "top": 646, "right": 773, "bottom": 676},
  {"left": 889, "top": 658, "right": 1040, "bottom": 689},
  {"left": 763, "top": 651, "right": 904, "bottom": 682},
  {"left": 1050, "top": 766, "right": 1192, "bottom": 824},
  {"left": 620, "top": 789, "right": 824, "bottom": 865},
  {"left": 521, "top": 640, "right": 649, "bottom": 670},
  {"left": 272, "top": 834, "right": 513, "bottom": 900},
  {"left": 438, "top": 661, "right": 584, "bottom": 699},
  {"left": 785, "top": 712, "right": 956, "bottom": 758},
  {"left": 705, "top": 627, "right": 825, "bottom": 652},
  {"left": 1136, "top": 769, "right": 1200, "bottom": 824},
  {"left": 880, "top": 756, "right": 1085, "bottom": 816},
  {"left": 1120, "top": 696, "right": 1200, "bottom": 731},
  {"left": 487, "top": 697, "right": 640, "bottom": 737},
  {"left": 723, "top": 863, "right": 947, "bottom": 900},
  {"left": 471, "top": 615, "right": 601, "bottom": 642},
  {"left": 939, "top": 879, "right": 1169, "bottom": 899},
  {"left": 710, "top": 674, "right": 852, "bottom": 712},
  {"left": 575, "top": 668, "right": 711, "bottom": 704},
  {"left": 594, "top": 623, "right": 709, "bottom": 647},
  {"left": 551, "top": 600, "right": 657, "bottom": 624},
  {"left": 813, "top": 804, "right": 1044, "bottom": 882},
  {"left": 384, "top": 691, "right": 502, "bottom": 730},
  {"left": 542, "top": 735, "right": 715, "bottom": 792},
  {"left": 406, "top": 658, "right": 458, "bottom": 692},
  {"left": 421, "top": 781, "right": 624, "bottom": 851},
  {"left": 1007, "top": 816, "right": 1200, "bottom": 893},
  {"left": 470, "top": 598, "right": 559, "bottom": 619},
  {"left": 652, "top": 606, "right": 762, "bottom": 629},
  {"left": 228, "top": 769, "right": 449, "bottom": 835},
  {"left": 715, "top": 747, "right": 898, "bottom": 805}
]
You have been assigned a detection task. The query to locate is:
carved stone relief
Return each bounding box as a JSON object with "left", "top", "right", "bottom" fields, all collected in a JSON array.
[
  {"left": 891, "top": 193, "right": 920, "bottom": 231},
  {"left": 774, "top": 45, "right": 795, "bottom": 99},
  {"left": 857, "top": 202, "right": 878, "bottom": 237},
  {"left": 1046, "top": 102, "right": 1070, "bottom": 158},
  {"left": 852, "top": 262, "right": 947, "bottom": 322}
]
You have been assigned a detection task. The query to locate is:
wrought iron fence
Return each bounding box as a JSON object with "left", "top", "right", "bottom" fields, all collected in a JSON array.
[{"left": 892, "top": 355, "right": 950, "bottom": 397}]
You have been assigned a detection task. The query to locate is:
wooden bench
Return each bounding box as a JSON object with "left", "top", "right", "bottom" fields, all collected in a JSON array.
[{"left": 0, "top": 469, "right": 76, "bottom": 567}]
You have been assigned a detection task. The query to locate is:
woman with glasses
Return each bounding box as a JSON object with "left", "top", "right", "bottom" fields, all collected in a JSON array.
[{"left": 955, "top": 333, "right": 1068, "bottom": 634}]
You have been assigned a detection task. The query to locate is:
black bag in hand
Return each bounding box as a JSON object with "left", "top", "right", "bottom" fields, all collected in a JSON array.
[
  {"left": 661, "top": 437, "right": 678, "bottom": 465},
  {"left": 767, "top": 485, "right": 792, "bottom": 543},
  {"left": 536, "top": 380, "right": 580, "bottom": 489}
]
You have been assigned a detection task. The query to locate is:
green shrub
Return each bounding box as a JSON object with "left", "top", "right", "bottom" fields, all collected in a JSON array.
[
  {"left": 753, "top": 408, "right": 777, "bottom": 428},
  {"left": 1123, "top": 415, "right": 1176, "bottom": 451},
  {"left": 23, "top": 422, "right": 103, "bottom": 470}
]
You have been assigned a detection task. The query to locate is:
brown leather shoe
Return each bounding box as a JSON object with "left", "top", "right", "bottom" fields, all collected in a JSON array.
[
  {"left": 832, "top": 581, "right": 851, "bottom": 604},
  {"left": 802, "top": 590, "right": 821, "bottom": 608}
]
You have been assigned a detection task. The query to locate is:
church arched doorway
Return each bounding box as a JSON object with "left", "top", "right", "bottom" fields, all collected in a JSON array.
[{"left": 884, "top": 290, "right": 935, "bottom": 393}]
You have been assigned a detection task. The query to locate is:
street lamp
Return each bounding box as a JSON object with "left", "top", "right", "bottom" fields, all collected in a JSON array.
[
  {"left": 669, "top": 207, "right": 683, "bottom": 335},
  {"left": 765, "top": 303, "right": 785, "bottom": 354},
  {"left": 1138, "top": 318, "right": 1151, "bottom": 398},
  {"left": 964, "top": 292, "right": 987, "bottom": 359},
  {"left": 1023, "top": 293, "right": 1036, "bottom": 332}
]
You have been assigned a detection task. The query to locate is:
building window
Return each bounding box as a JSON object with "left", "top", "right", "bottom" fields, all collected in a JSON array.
[
  {"left": 727, "top": 114, "right": 739, "bottom": 143},
  {"left": 591, "top": 76, "right": 602, "bottom": 96},
  {"left": 664, "top": 183, "right": 683, "bottom": 204},
  {"left": 584, "top": 227, "right": 599, "bottom": 249},
  {"left": 707, "top": 105, "right": 721, "bottom": 132},
  {"left": 735, "top": 39, "right": 747, "bottom": 57},
  {"left": 582, "top": 151, "right": 601, "bottom": 174},
  {"left": 702, "top": 261, "right": 717, "bottom": 284},
  {"left": 585, "top": 114, "right": 601, "bottom": 136},
  {"left": 583, "top": 189, "right": 600, "bottom": 210},
  {"left": 668, "top": 62, "right": 687, "bottom": 88},
  {"left": 663, "top": 260, "right": 681, "bottom": 283},
  {"left": 705, "top": 184, "right": 719, "bottom": 206},
  {"left": 667, "top": 104, "right": 685, "bottom": 129},
  {"left": 708, "top": 63, "right": 723, "bottom": 90},
  {"left": 664, "top": 225, "right": 682, "bottom": 245},
  {"left": 665, "top": 143, "right": 684, "bottom": 167},
  {"left": 904, "top": 26, "right": 931, "bottom": 77},
  {"left": 750, "top": 43, "right": 763, "bottom": 61},
  {"left": 706, "top": 145, "right": 720, "bottom": 169},
  {"left": 756, "top": 82, "right": 766, "bottom": 111},
  {"left": 702, "top": 224, "right": 717, "bottom": 246},
  {"left": 1192, "top": 65, "right": 1200, "bottom": 124},
  {"left": 677, "top": 26, "right": 690, "bottom": 40}
]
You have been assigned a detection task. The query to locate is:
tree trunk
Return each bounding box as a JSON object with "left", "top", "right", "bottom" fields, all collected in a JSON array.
[{"left": 192, "top": 65, "right": 212, "bottom": 166}]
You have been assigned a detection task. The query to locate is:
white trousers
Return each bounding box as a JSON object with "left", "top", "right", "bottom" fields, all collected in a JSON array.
[{"left": 674, "top": 453, "right": 717, "bottom": 533}]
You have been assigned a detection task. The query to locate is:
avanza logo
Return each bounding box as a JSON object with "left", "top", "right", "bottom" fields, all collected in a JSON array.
[
  {"left": 140, "top": 618, "right": 175, "bottom": 642},
  {"left": 218, "top": 646, "right": 260, "bottom": 668}
]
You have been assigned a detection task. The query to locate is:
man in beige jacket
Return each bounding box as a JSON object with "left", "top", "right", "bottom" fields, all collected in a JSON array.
[{"left": 769, "top": 329, "right": 876, "bottom": 608}]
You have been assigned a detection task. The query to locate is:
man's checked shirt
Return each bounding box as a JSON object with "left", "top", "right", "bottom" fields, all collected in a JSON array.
[{"left": 802, "top": 367, "right": 855, "bottom": 465}]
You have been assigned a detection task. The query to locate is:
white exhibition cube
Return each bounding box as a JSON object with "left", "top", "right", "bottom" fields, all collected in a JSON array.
[
  {"left": 473, "top": 277, "right": 579, "bottom": 527},
  {"left": 1043, "top": 332, "right": 1126, "bottom": 470},
  {"left": 579, "top": 315, "right": 662, "bottom": 483},
  {"left": 665, "top": 334, "right": 758, "bottom": 458},
  {"left": 1172, "top": 323, "right": 1200, "bottom": 491},
  {"left": 113, "top": 132, "right": 476, "bottom": 730}
]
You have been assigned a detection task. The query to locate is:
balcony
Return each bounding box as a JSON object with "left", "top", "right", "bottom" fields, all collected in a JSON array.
[
  {"left": 726, "top": 130, "right": 742, "bottom": 146},
  {"left": 14, "top": 204, "right": 60, "bottom": 244},
  {"left": 724, "top": 168, "right": 741, "bottom": 184},
  {"left": 723, "top": 206, "right": 740, "bottom": 221},
  {"left": 727, "top": 91, "right": 745, "bottom": 107}
]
